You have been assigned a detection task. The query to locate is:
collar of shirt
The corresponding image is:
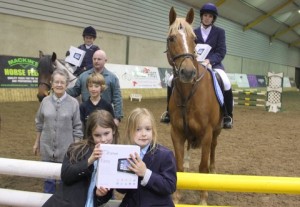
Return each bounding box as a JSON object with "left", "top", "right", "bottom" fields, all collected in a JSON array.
[
  {"left": 201, "top": 24, "right": 212, "bottom": 42},
  {"left": 85, "top": 44, "right": 93, "bottom": 49},
  {"left": 53, "top": 92, "right": 67, "bottom": 102},
  {"left": 140, "top": 144, "right": 150, "bottom": 160},
  {"left": 85, "top": 160, "right": 98, "bottom": 207},
  {"left": 92, "top": 67, "right": 106, "bottom": 75}
]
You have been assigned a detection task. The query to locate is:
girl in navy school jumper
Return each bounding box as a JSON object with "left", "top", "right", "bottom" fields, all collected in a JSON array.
[
  {"left": 42, "top": 110, "right": 118, "bottom": 207},
  {"left": 118, "top": 108, "right": 177, "bottom": 207}
]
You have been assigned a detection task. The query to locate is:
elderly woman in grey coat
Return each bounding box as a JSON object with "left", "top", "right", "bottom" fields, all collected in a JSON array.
[{"left": 33, "top": 69, "right": 83, "bottom": 193}]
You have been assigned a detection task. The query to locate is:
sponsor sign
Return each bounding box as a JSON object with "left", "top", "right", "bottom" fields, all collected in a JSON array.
[
  {"left": 0, "top": 55, "right": 39, "bottom": 88},
  {"left": 106, "top": 63, "right": 162, "bottom": 88}
]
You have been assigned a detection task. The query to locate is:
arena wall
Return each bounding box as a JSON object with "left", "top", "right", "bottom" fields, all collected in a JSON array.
[{"left": 0, "top": 1, "right": 299, "bottom": 103}]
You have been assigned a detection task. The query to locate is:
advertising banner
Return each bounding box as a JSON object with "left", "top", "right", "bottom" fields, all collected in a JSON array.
[
  {"left": 247, "top": 74, "right": 267, "bottom": 87},
  {"left": 106, "top": 63, "right": 163, "bottom": 88},
  {"left": 0, "top": 55, "right": 39, "bottom": 88},
  {"left": 283, "top": 77, "right": 291, "bottom": 87},
  {"left": 234, "top": 73, "right": 250, "bottom": 88},
  {"left": 158, "top": 67, "right": 172, "bottom": 88}
]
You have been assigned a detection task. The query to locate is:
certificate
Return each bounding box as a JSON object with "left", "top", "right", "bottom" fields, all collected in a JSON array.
[
  {"left": 96, "top": 144, "right": 140, "bottom": 189},
  {"left": 195, "top": 44, "right": 211, "bottom": 62},
  {"left": 65, "top": 46, "right": 86, "bottom": 67}
]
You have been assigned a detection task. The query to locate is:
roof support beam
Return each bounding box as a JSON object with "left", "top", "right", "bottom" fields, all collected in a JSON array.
[
  {"left": 215, "top": 0, "right": 226, "bottom": 7},
  {"left": 243, "top": 0, "right": 293, "bottom": 31},
  {"left": 271, "top": 22, "right": 300, "bottom": 41},
  {"left": 289, "top": 39, "right": 300, "bottom": 47}
]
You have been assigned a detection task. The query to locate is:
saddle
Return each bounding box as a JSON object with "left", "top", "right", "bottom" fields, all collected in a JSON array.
[{"left": 204, "top": 66, "right": 224, "bottom": 107}]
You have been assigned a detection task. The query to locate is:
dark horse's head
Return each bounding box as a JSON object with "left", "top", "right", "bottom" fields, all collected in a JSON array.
[
  {"left": 167, "top": 7, "right": 197, "bottom": 83},
  {"left": 36, "top": 51, "right": 57, "bottom": 102}
]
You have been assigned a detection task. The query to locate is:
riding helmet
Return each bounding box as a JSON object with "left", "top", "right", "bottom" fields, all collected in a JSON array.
[
  {"left": 200, "top": 3, "right": 218, "bottom": 19},
  {"left": 82, "top": 26, "right": 97, "bottom": 38}
]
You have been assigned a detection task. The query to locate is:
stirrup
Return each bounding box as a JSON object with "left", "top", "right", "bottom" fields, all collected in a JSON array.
[
  {"left": 160, "top": 111, "right": 170, "bottom": 123},
  {"left": 223, "top": 115, "right": 233, "bottom": 129}
]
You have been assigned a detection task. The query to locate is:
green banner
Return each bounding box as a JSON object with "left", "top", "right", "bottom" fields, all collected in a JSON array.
[{"left": 0, "top": 55, "right": 39, "bottom": 88}]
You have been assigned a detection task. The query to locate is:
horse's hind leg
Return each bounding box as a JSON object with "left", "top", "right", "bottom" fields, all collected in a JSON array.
[{"left": 183, "top": 147, "right": 190, "bottom": 172}]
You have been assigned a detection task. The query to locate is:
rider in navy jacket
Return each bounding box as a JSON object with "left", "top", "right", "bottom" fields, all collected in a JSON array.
[
  {"left": 161, "top": 3, "right": 233, "bottom": 129},
  {"left": 193, "top": 2, "right": 233, "bottom": 129},
  {"left": 194, "top": 25, "right": 226, "bottom": 70}
]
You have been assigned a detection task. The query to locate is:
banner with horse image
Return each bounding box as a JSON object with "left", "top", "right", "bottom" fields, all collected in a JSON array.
[
  {"left": 106, "top": 63, "right": 163, "bottom": 88},
  {"left": 0, "top": 55, "right": 39, "bottom": 88},
  {"left": 158, "top": 68, "right": 173, "bottom": 88}
]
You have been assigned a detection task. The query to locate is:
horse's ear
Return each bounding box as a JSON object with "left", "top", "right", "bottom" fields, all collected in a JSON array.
[
  {"left": 39, "top": 51, "right": 44, "bottom": 58},
  {"left": 169, "top": 7, "right": 177, "bottom": 26},
  {"left": 186, "top": 8, "right": 194, "bottom": 24},
  {"left": 51, "top": 52, "right": 57, "bottom": 62}
]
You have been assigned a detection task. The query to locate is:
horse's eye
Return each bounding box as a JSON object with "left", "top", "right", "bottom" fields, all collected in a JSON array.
[{"left": 168, "top": 36, "right": 175, "bottom": 42}]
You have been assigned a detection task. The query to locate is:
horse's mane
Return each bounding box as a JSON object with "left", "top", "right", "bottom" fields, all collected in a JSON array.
[
  {"left": 55, "top": 59, "right": 67, "bottom": 70},
  {"left": 168, "top": 18, "right": 196, "bottom": 38},
  {"left": 54, "top": 59, "right": 76, "bottom": 79},
  {"left": 37, "top": 53, "right": 76, "bottom": 79}
]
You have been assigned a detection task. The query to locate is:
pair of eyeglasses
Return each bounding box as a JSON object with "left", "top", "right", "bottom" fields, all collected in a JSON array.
[{"left": 53, "top": 81, "right": 66, "bottom": 85}]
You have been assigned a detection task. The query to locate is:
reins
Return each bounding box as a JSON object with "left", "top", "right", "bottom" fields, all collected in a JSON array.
[
  {"left": 171, "top": 54, "right": 208, "bottom": 139},
  {"left": 174, "top": 76, "right": 200, "bottom": 138},
  {"left": 38, "top": 82, "right": 51, "bottom": 95}
]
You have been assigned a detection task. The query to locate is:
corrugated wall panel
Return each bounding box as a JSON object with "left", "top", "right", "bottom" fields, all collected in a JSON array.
[
  {"left": 0, "top": 0, "right": 194, "bottom": 41},
  {"left": 0, "top": 0, "right": 299, "bottom": 67},
  {"left": 216, "top": 17, "right": 299, "bottom": 66}
]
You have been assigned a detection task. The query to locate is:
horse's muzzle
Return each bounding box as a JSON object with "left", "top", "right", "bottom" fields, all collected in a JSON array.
[
  {"left": 37, "top": 94, "right": 46, "bottom": 102},
  {"left": 179, "top": 68, "right": 196, "bottom": 83}
]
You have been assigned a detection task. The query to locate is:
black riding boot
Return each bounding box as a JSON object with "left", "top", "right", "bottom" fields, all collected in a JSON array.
[
  {"left": 223, "top": 89, "right": 233, "bottom": 129},
  {"left": 160, "top": 86, "right": 172, "bottom": 123}
]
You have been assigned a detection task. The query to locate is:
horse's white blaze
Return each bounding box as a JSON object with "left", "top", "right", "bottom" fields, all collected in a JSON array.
[{"left": 179, "top": 29, "right": 189, "bottom": 53}]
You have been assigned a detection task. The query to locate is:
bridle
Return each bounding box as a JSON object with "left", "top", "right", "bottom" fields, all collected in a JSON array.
[
  {"left": 166, "top": 34, "right": 208, "bottom": 137},
  {"left": 37, "top": 60, "right": 55, "bottom": 96},
  {"left": 37, "top": 82, "right": 51, "bottom": 95},
  {"left": 166, "top": 36, "right": 196, "bottom": 77},
  {"left": 166, "top": 37, "right": 207, "bottom": 83}
]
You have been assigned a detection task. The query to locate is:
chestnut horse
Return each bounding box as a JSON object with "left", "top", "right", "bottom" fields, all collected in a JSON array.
[
  {"left": 36, "top": 51, "right": 77, "bottom": 102},
  {"left": 167, "top": 7, "right": 222, "bottom": 205}
]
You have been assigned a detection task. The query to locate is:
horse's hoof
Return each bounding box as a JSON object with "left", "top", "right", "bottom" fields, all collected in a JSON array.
[
  {"left": 160, "top": 111, "right": 170, "bottom": 123},
  {"left": 223, "top": 116, "right": 233, "bottom": 129}
]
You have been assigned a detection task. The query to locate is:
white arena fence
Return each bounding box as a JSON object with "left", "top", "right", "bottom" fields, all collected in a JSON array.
[{"left": 1, "top": 158, "right": 300, "bottom": 207}]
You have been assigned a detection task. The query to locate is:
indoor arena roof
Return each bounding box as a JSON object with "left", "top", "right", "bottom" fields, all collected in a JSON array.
[{"left": 177, "top": 0, "right": 300, "bottom": 48}]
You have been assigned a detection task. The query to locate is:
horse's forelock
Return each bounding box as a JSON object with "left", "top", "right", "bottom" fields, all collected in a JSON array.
[
  {"left": 168, "top": 18, "right": 195, "bottom": 38},
  {"left": 37, "top": 55, "right": 53, "bottom": 73}
]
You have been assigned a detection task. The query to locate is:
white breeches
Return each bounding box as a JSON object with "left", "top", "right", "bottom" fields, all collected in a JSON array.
[
  {"left": 214, "top": 68, "right": 231, "bottom": 91},
  {"left": 167, "top": 69, "right": 231, "bottom": 91},
  {"left": 167, "top": 74, "right": 174, "bottom": 87}
]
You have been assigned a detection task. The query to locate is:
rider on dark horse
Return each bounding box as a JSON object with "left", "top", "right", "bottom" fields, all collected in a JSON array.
[
  {"left": 161, "top": 3, "right": 234, "bottom": 129},
  {"left": 67, "top": 26, "right": 100, "bottom": 76}
]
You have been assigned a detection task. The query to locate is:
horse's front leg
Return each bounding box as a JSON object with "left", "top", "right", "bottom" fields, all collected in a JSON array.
[
  {"left": 210, "top": 129, "right": 221, "bottom": 173},
  {"left": 198, "top": 129, "right": 213, "bottom": 205},
  {"left": 171, "top": 128, "right": 185, "bottom": 204}
]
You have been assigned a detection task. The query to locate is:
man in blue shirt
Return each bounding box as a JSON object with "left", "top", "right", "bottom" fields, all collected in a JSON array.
[{"left": 67, "top": 50, "right": 123, "bottom": 125}]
